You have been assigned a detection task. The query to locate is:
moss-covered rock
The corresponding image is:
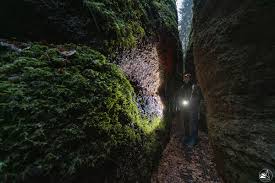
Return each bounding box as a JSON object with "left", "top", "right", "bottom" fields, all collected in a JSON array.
[
  {"left": 0, "top": 0, "right": 178, "bottom": 52},
  {"left": 0, "top": 42, "right": 167, "bottom": 182},
  {"left": 0, "top": 0, "right": 180, "bottom": 182}
]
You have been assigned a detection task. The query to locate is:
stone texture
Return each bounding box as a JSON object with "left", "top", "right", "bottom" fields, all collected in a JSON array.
[
  {"left": 116, "top": 34, "right": 181, "bottom": 119},
  {"left": 117, "top": 43, "right": 164, "bottom": 119},
  {"left": 117, "top": 38, "right": 182, "bottom": 120},
  {"left": 192, "top": 0, "right": 275, "bottom": 182}
]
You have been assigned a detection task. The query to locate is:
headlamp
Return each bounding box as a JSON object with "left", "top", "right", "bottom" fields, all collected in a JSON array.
[{"left": 182, "top": 100, "right": 189, "bottom": 106}]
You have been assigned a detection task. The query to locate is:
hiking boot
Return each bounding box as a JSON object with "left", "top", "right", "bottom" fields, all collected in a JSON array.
[
  {"left": 182, "top": 136, "right": 190, "bottom": 145},
  {"left": 184, "top": 137, "right": 198, "bottom": 147}
]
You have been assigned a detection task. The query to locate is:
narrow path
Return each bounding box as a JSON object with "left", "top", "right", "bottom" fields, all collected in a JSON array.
[{"left": 151, "top": 114, "right": 223, "bottom": 183}]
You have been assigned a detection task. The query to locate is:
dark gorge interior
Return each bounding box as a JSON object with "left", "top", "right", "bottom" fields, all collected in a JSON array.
[{"left": 0, "top": 0, "right": 274, "bottom": 182}]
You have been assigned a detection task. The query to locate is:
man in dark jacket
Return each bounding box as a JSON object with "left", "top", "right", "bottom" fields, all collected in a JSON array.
[
  {"left": 187, "top": 83, "right": 202, "bottom": 146},
  {"left": 178, "top": 73, "right": 193, "bottom": 137},
  {"left": 179, "top": 73, "right": 202, "bottom": 146}
]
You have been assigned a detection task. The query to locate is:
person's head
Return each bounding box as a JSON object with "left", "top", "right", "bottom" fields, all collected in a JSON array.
[{"left": 183, "top": 73, "right": 191, "bottom": 83}]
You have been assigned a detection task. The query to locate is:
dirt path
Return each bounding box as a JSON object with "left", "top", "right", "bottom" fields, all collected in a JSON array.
[{"left": 151, "top": 114, "right": 223, "bottom": 183}]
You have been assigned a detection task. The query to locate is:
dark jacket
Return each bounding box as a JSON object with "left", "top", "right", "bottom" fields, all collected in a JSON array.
[
  {"left": 190, "top": 84, "right": 202, "bottom": 107},
  {"left": 178, "top": 81, "right": 193, "bottom": 100}
]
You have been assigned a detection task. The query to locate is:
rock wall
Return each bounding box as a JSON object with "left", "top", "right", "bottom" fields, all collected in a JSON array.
[
  {"left": 0, "top": 0, "right": 182, "bottom": 119},
  {"left": 118, "top": 42, "right": 164, "bottom": 120},
  {"left": 0, "top": 0, "right": 182, "bottom": 182},
  {"left": 192, "top": 0, "right": 275, "bottom": 182},
  {"left": 117, "top": 35, "right": 181, "bottom": 120}
]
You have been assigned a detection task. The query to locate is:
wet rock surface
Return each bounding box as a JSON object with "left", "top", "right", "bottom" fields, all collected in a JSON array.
[{"left": 151, "top": 113, "right": 222, "bottom": 183}]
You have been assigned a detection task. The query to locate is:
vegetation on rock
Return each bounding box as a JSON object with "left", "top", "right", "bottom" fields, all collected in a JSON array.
[
  {"left": 0, "top": 0, "right": 181, "bottom": 182},
  {"left": 84, "top": 0, "right": 178, "bottom": 51},
  {"left": 1, "top": 0, "right": 178, "bottom": 52},
  {"left": 0, "top": 43, "right": 168, "bottom": 182}
]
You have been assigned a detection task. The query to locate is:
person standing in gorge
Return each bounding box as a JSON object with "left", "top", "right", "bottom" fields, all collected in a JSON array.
[
  {"left": 179, "top": 73, "right": 202, "bottom": 146},
  {"left": 187, "top": 82, "right": 202, "bottom": 146},
  {"left": 178, "top": 73, "right": 193, "bottom": 138}
]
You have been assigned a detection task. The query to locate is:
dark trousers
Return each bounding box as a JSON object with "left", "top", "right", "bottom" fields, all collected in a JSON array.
[
  {"left": 190, "top": 105, "right": 199, "bottom": 140},
  {"left": 181, "top": 105, "right": 199, "bottom": 140},
  {"left": 180, "top": 108, "right": 190, "bottom": 136}
]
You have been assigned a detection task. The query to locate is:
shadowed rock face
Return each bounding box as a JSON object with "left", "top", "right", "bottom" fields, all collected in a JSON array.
[
  {"left": 0, "top": 0, "right": 90, "bottom": 42},
  {"left": 193, "top": 0, "right": 275, "bottom": 182}
]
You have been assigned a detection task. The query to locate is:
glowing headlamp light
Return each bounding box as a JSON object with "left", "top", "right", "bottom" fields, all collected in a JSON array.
[{"left": 182, "top": 100, "right": 189, "bottom": 106}]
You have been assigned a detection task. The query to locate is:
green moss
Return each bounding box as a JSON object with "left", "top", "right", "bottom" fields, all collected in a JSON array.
[
  {"left": 83, "top": 0, "right": 178, "bottom": 51},
  {"left": 84, "top": 0, "right": 145, "bottom": 49},
  {"left": 151, "top": 0, "right": 178, "bottom": 34},
  {"left": 0, "top": 43, "right": 166, "bottom": 182}
]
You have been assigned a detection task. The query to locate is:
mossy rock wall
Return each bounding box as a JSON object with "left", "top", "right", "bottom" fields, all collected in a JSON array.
[
  {"left": 0, "top": 43, "right": 168, "bottom": 182},
  {"left": 0, "top": 0, "right": 178, "bottom": 52},
  {"left": 0, "top": 0, "right": 181, "bottom": 182}
]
